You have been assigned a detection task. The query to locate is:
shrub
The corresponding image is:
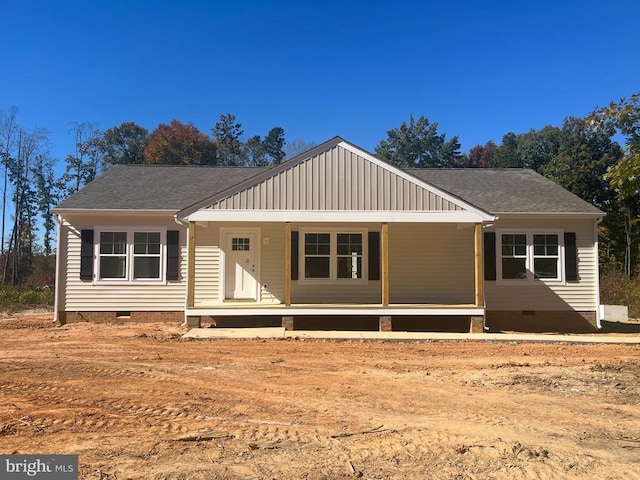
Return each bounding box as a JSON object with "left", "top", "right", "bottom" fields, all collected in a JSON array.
[{"left": 0, "top": 285, "right": 54, "bottom": 310}]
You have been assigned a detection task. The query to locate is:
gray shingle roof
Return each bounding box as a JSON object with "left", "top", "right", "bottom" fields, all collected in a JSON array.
[
  {"left": 54, "top": 163, "right": 602, "bottom": 216},
  {"left": 54, "top": 165, "right": 270, "bottom": 211},
  {"left": 409, "top": 168, "right": 602, "bottom": 215}
]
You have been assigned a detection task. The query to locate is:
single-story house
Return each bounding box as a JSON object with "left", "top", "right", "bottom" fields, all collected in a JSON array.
[{"left": 52, "top": 137, "right": 604, "bottom": 333}]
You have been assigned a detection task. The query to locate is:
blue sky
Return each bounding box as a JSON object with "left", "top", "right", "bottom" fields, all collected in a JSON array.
[{"left": 1, "top": 0, "right": 639, "bottom": 165}]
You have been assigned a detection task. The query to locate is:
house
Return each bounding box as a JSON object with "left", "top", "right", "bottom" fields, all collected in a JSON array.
[{"left": 52, "top": 137, "right": 604, "bottom": 333}]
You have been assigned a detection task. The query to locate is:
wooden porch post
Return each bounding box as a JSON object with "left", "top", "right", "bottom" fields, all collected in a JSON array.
[
  {"left": 474, "top": 224, "right": 484, "bottom": 307},
  {"left": 187, "top": 221, "right": 196, "bottom": 308},
  {"left": 381, "top": 222, "right": 389, "bottom": 306},
  {"left": 284, "top": 222, "right": 292, "bottom": 306}
]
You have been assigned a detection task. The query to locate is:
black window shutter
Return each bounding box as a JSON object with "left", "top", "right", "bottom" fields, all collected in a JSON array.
[
  {"left": 80, "top": 229, "right": 94, "bottom": 281},
  {"left": 291, "top": 231, "right": 299, "bottom": 280},
  {"left": 368, "top": 232, "right": 381, "bottom": 281},
  {"left": 484, "top": 232, "right": 496, "bottom": 281},
  {"left": 166, "top": 230, "right": 180, "bottom": 281},
  {"left": 564, "top": 232, "right": 578, "bottom": 281}
]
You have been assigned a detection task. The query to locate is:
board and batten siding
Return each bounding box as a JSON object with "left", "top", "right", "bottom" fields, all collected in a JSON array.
[
  {"left": 389, "top": 223, "right": 475, "bottom": 304},
  {"left": 61, "top": 215, "right": 187, "bottom": 312},
  {"left": 484, "top": 218, "right": 598, "bottom": 311},
  {"left": 210, "top": 145, "right": 463, "bottom": 211}
]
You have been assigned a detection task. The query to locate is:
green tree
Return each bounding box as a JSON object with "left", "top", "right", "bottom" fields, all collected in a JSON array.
[
  {"left": 494, "top": 132, "right": 520, "bottom": 168},
  {"left": 591, "top": 92, "right": 640, "bottom": 276},
  {"left": 542, "top": 117, "right": 621, "bottom": 210},
  {"left": 98, "top": 121, "right": 149, "bottom": 167},
  {"left": 58, "top": 122, "right": 101, "bottom": 195},
  {"left": 263, "top": 127, "right": 286, "bottom": 165},
  {"left": 516, "top": 125, "right": 563, "bottom": 172},
  {"left": 246, "top": 135, "right": 267, "bottom": 166},
  {"left": 375, "top": 115, "right": 461, "bottom": 168},
  {"left": 212, "top": 114, "right": 246, "bottom": 166},
  {"left": 144, "top": 120, "right": 217, "bottom": 165},
  {"left": 32, "top": 155, "right": 59, "bottom": 256},
  {"left": 604, "top": 153, "right": 640, "bottom": 277}
]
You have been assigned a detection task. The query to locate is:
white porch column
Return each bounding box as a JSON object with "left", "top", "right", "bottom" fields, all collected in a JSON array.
[
  {"left": 187, "top": 221, "right": 196, "bottom": 308},
  {"left": 284, "top": 222, "right": 292, "bottom": 306},
  {"left": 474, "top": 224, "right": 484, "bottom": 307},
  {"left": 381, "top": 222, "right": 389, "bottom": 306}
]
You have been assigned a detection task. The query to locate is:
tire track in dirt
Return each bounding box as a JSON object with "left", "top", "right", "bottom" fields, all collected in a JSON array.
[{"left": 1, "top": 378, "right": 317, "bottom": 445}]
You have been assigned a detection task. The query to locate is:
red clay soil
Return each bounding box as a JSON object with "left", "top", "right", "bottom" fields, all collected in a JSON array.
[{"left": 1, "top": 314, "right": 639, "bottom": 479}]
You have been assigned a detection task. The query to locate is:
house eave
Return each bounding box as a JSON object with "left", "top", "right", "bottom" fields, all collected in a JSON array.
[
  {"left": 52, "top": 208, "right": 176, "bottom": 217},
  {"left": 183, "top": 209, "right": 496, "bottom": 223},
  {"left": 494, "top": 212, "right": 605, "bottom": 219}
]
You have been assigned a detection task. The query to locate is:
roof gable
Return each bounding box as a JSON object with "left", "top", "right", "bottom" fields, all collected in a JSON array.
[{"left": 178, "top": 137, "right": 492, "bottom": 219}]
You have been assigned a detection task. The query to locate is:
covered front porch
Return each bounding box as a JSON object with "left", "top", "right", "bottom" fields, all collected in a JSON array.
[{"left": 183, "top": 219, "right": 488, "bottom": 333}]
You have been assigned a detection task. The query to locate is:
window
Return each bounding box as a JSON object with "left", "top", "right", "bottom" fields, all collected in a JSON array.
[
  {"left": 497, "top": 231, "right": 562, "bottom": 283},
  {"left": 533, "top": 234, "right": 559, "bottom": 279},
  {"left": 99, "top": 232, "right": 127, "bottom": 279},
  {"left": 232, "top": 237, "right": 250, "bottom": 251},
  {"left": 304, "top": 233, "right": 331, "bottom": 279},
  {"left": 133, "top": 232, "right": 161, "bottom": 279},
  {"left": 300, "top": 230, "right": 366, "bottom": 282},
  {"left": 96, "top": 228, "right": 166, "bottom": 283},
  {"left": 337, "top": 233, "right": 362, "bottom": 279},
  {"left": 501, "top": 234, "right": 527, "bottom": 279}
]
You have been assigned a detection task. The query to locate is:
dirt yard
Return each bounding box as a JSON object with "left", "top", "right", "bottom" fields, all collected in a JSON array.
[{"left": 1, "top": 314, "right": 639, "bottom": 479}]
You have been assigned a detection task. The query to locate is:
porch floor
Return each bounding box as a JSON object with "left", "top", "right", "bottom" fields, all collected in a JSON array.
[{"left": 187, "top": 302, "right": 484, "bottom": 317}]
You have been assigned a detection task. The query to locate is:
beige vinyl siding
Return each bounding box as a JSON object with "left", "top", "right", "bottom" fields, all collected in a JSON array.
[
  {"left": 485, "top": 218, "right": 597, "bottom": 311},
  {"left": 389, "top": 223, "right": 475, "bottom": 304},
  {"left": 211, "top": 145, "right": 463, "bottom": 211},
  {"left": 62, "top": 214, "right": 187, "bottom": 311},
  {"left": 192, "top": 223, "right": 286, "bottom": 304},
  {"left": 192, "top": 224, "right": 221, "bottom": 304}
]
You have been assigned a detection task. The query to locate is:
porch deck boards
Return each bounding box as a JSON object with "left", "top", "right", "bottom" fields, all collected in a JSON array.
[{"left": 186, "top": 302, "right": 484, "bottom": 317}]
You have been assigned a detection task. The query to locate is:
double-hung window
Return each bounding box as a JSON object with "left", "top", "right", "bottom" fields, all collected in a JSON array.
[
  {"left": 96, "top": 228, "right": 165, "bottom": 283},
  {"left": 301, "top": 229, "right": 366, "bottom": 282},
  {"left": 497, "top": 231, "right": 563, "bottom": 283}
]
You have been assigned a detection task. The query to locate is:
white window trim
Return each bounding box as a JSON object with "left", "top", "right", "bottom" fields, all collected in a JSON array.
[
  {"left": 94, "top": 226, "right": 167, "bottom": 285},
  {"left": 298, "top": 227, "right": 369, "bottom": 285},
  {"left": 496, "top": 229, "right": 565, "bottom": 285}
]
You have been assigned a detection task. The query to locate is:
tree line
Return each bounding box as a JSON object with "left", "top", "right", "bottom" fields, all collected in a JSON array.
[
  {"left": 374, "top": 94, "right": 640, "bottom": 279},
  {"left": 0, "top": 94, "right": 638, "bottom": 289}
]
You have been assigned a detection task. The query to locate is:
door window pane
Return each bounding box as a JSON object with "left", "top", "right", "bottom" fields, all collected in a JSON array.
[{"left": 232, "top": 237, "right": 250, "bottom": 251}]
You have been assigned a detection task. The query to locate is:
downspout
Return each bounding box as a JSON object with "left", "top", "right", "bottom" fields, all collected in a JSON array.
[
  {"left": 52, "top": 215, "right": 63, "bottom": 324},
  {"left": 174, "top": 215, "right": 189, "bottom": 327},
  {"left": 594, "top": 216, "right": 603, "bottom": 330}
]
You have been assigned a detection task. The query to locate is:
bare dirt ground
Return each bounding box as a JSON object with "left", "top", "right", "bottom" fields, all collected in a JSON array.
[{"left": 1, "top": 314, "right": 640, "bottom": 479}]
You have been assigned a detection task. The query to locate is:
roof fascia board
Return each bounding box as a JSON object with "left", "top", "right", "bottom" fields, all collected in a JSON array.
[
  {"left": 494, "top": 212, "right": 605, "bottom": 219},
  {"left": 337, "top": 141, "right": 495, "bottom": 220},
  {"left": 186, "top": 209, "right": 490, "bottom": 223},
  {"left": 53, "top": 209, "right": 175, "bottom": 216}
]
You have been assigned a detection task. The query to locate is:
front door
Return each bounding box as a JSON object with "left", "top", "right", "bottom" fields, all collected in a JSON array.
[{"left": 224, "top": 232, "right": 258, "bottom": 300}]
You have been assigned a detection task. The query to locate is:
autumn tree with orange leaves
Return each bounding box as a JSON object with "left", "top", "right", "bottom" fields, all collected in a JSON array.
[{"left": 143, "top": 120, "right": 217, "bottom": 165}]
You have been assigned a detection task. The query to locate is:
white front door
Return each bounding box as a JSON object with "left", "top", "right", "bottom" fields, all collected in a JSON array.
[{"left": 224, "top": 232, "right": 259, "bottom": 300}]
